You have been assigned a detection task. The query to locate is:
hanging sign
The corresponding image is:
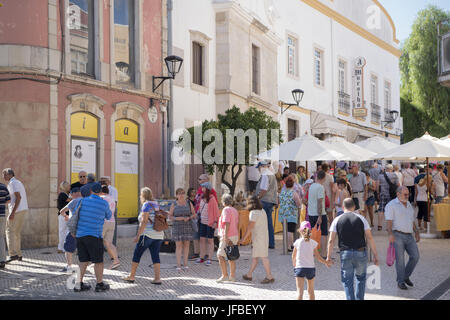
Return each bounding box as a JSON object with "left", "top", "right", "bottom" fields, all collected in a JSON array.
[
  {"left": 352, "top": 57, "right": 367, "bottom": 118},
  {"left": 148, "top": 106, "right": 158, "bottom": 123}
]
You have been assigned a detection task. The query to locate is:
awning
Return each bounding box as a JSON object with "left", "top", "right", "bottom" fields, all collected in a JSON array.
[{"left": 310, "top": 111, "right": 347, "bottom": 137}]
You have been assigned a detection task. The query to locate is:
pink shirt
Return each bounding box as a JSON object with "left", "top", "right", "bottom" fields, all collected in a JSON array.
[
  {"left": 218, "top": 206, "right": 239, "bottom": 238},
  {"left": 101, "top": 195, "right": 116, "bottom": 222}
]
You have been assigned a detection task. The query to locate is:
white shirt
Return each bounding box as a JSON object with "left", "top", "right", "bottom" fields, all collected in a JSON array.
[
  {"left": 259, "top": 168, "right": 273, "bottom": 191},
  {"left": 384, "top": 198, "right": 415, "bottom": 234},
  {"left": 247, "top": 165, "right": 261, "bottom": 182},
  {"left": 293, "top": 238, "right": 318, "bottom": 268},
  {"left": 108, "top": 185, "right": 118, "bottom": 203},
  {"left": 7, "top": 177, "right": 28, "bottom": 213},
  {"left": 402, "top": 169, "right": 416, "bottom": 187},
  {"left": 432, "top": 172, "right": 445, "bottom": 197},
  {"left": 416, "top": 184, "right": 427, "bottom": 202},
  {"left": 395, "top": 172, "right": 403, "bottom": 186}
]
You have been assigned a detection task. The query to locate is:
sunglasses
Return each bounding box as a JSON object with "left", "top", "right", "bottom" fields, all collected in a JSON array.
[{"left": 79, "top": 175, "right": 86, "bottom": 178}]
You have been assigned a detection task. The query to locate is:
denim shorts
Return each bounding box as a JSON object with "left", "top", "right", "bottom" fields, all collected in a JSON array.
[
  {"left": 199, "top": 223, "right": 215, "bottom": 239},
  {"left": 365, "top": 196, "right": 376, "bottom": 206},
  {"left": 294, "top": 267, "right": 316, "bottom": 280}
]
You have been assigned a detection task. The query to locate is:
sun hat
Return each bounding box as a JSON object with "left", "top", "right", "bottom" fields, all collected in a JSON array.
[{"left": 300, "top": 221, "right": 311, "bottom": 231}]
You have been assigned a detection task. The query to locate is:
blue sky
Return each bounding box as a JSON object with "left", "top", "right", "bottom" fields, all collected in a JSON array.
[{"left": 378, "top": 0, "right": 450, "bottom": 43}]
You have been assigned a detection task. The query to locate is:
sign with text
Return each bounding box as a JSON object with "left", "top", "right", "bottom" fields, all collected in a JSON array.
[
  {"left": 353, "top": 57, "right": 366, "bottom": 119},
  {"left": 71, "top": 139, "right": 97, "bottom": 183}
]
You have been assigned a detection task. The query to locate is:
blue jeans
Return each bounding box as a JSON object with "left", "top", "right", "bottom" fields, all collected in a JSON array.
[
  {"left": 340, "top": 249, "right": 368, "bottom": 300},
  {"left": 261, "top": 201, "right": 275, "bottom": 248},
  {"left": 393, "top": 231, "right": 420, "bottom": 284}
]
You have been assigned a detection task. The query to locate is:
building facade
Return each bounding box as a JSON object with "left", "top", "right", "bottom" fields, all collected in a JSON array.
[{"left": 0, "top": 0, "right": 167, "bottom": 249}]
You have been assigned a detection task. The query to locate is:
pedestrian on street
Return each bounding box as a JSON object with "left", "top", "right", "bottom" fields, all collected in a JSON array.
[
  {"left": 169, "top": 188, "right": 196, "bottom": 270},
  {"left": 70, "top": 171, "right": 87, "bottom": 191},
  {"left": 326, "top": 198, "right": 379, "bottom": 300},
  {"left": 402, "top": 163, "right": 417, "bottom": 203},
  {"left": 100, "top": 176, "right": 119, "bottom": 248},
  {"left": 59, "top": 187, "right": 82, "bottom": 272},
  {"left": 321, "top": 163, "right": 335, "bottom": 224},
  {"left": 80, "top": 173, "right": 96, "bottom": 198},
  {"left": 247, "top": 163, "right": 261, "bottom": 194},
  {"left": 0, "top": 181, "right": 11, "bottom": 269},
  {"left": 377, "top": 164, "right": 399, "bottom": 231},
  {"left": 414, "top": 175, "right": 433, "bottom": 232},
  {"left": 364, "top": 171, "right": 377, "bottom": 228},
  {"left": 394, "top": 165, "right": 403, "bottom": 187},
  {"left": 216, "top": 194, "right": 239, "bottom": 283},
  {"left": 432, "top": 164, "right": 448, "bottom": 204},
  {"left": 307, "top": 171, "right": 328, "bottom": 258},
  {"left": 73, "top": 182, "right": 112, "bottom": 292},
  {"left": 195, "top": 182, "right": 220, "bottom": 266},
  {"left": 278, "top": 176, "right": 302, "bottom": 252},
  {"left": 385, "top": 186, "right": 421, "bottom": 290},
  {"left": 296, "top": 166, "right": 307, "bottom": 186},
  {"left": 2, "top": 168, "right": 28, "bottom": 263},
  {"left": 301, "top": 179, "right": 314, "bottom": 222},
  {"left": 186, "top": 187, "right": 200, "bottom": 260},
  {"left": 349, "top": 164, "right": 368, "bottom": 216},
  {"left": 57, "top": 181, "right": 71, "bottom": 254},
  {"left": 123, "top": 187, "right": 164, "bottom": 285},
  {"left": 292, "top": 221, "right": 330, "bottom": 300},
  {"left": 240, "top": 195, "right": 275, "bottom": 284},
  {"left": 100, "top": 185, "right": 120, "bottom": 270},
  {"left": 255, "top": 160, "right": 278, "bottom": 250},
  {"left": 334, "top": 179, "right": 350, "bottom": 217}
]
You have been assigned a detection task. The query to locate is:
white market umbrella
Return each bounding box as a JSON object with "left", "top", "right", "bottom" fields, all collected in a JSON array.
[
  {"left": 355, "top": 135, "right": 399, "bottom": 154},
  {"left": 326, "top": 136, "right": 377, "bottom": 161},
  {"left": 372, "top": 133, "right": 450, "bottom": 239},
  {"left": 257, "top": 134, "right": 348, "bottom": 162},
  {"left": 441, "top": 135, "right": 450, "bottom": 146}
]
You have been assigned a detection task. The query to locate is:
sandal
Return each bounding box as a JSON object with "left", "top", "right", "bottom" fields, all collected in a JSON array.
[
  {"left": 242, "top": 274, "right": 253, "bottom": 281},
  {"left": 122, "top": 277, "right": 135, "bottom": 283},
  {"left": 261, "top": 277, "right": 275, "bottom": 284},
  {"left": 110, "top": 263, "right": 121, "bottom": 270}
]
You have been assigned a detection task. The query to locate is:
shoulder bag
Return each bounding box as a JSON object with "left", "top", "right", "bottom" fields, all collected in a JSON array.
[
  {"left": 383, "top": 172, "right": 397, "bottom": 200},
  {"left": 67, "top": 200, "right": 83, "bottom": 237}
]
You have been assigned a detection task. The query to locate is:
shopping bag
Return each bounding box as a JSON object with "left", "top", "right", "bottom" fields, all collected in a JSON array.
[
  {"left": 386, "top": 243, "right": 395, "bottom": 267},
  {"left": 311, "top": 223, "right": 321, "bottom": 250}
]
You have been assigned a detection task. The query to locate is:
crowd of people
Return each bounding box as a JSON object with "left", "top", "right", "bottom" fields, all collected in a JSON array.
[{"left": 0, "top": 160, "right": 447, "bottom": 299}]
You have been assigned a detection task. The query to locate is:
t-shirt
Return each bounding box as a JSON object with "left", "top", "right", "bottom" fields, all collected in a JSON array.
[
  {"left": 349, "top": 172, "right": 367, "bottom": 193},
  {"left": 247, "top": 165, "right": 261, "bottom": 182},
  {"left": 432, "top": 172, "right": 445, "bottom": 197},
  {"left": 0, "top": 183, "right": 11, "bottom": 217},
  {"left": 369, "top": 167, "right": 381, "bottom": 182},
  {"left": 57, "top": 192, "right": 69, "bottom": 215},
  {"left": 70, "top": 181, "right": 85, "bottom": 191},
  {"left": 329, "top": 211, "right": 370, "bottom": 251},
  {"left": 101, "top": 195, "right": 116, "bottom": 222},
  {"left": 402, "top": 169, "right": 417, "bottom": 187},
  {"left": 307, "top": 183, "right": 325, "bottom": 216},
  {"left": 76, "top": 194, "right": 112, "bottom": 238},
  {"left": 199, "top": 199, "right": 209, "bottom": 225},
  {"left": 7, "top": 177, "right": 28, "bottom": 213},
  {"left": 218, "top": 206, "right": 239, "bottom": 237},
  {"left": 293, "top": 238, "right": 318, "bottom": 268},
  {"left": 140, "top": 201, "right": 164, "bottom": 240}
]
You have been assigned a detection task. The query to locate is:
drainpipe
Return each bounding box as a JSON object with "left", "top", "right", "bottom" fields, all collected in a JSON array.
[{"left": 167, "top": 0, "right": 174, "bottom": 197}]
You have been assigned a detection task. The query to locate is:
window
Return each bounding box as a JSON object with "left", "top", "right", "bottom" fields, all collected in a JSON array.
[
  {"left": 314, "top": 48, "right": 323, "bottom": 86},
  {"left": 338, "top": 59, "right": 346, "bottom": 93},
  {"left": 192, "top": 42, "right": 204, "bottom": 86},
  {"left": 252, "top": 45, "right": 260, "bottom": 95},
  {"left": 287, "top": 36, "right": 297, "bottom": 76},
  {"left": 371, "top": 75, "right": 378, "bottom": 104},
  {"left": 69, "top": 0, "right": 95, "bottom": 76},
  {"left": 384, "top": 81, "right": 391, "bottom": 110},
  {"left": 114, "top": 0, "right": 135, "bottom": 86}
]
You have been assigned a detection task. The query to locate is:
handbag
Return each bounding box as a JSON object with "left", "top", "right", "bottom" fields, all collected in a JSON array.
[
  {"left": 311, "top": 222, "right": 321, "bottom": 250},
  {"left": 225, "top": 244, "right": 240, "bottom": 261},
  {"left": 148, "top": 202, "right": 169, "bottom": 232},
  {"left": 67, "top": 200, "right": 83, "bottom": 236},
  {"left": 386, "top": 242, "right": 396, "bottom": 267}
]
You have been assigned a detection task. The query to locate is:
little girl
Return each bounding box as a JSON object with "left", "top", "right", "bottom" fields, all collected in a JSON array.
[{"left": 292, "top": 221, "right": 330, "bottom": 300}]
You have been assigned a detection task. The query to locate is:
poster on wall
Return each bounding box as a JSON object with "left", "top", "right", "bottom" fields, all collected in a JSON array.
[
  {"left": 71, "top": 139, "right": 97, "bottom": 183},
  {"left": 115, "top": 142, "right": 139, "bottom": 218}
]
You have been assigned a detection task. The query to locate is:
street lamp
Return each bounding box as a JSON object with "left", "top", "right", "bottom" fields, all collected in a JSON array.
[
  {"left": 152, "top": 55, "right": 183, "bottom": 92},
  {"left": 381, "top": 110, "right": 399, "bottom": 128},
  {"left": 280, "top": 89, "right": 304, "bottom": 114}
]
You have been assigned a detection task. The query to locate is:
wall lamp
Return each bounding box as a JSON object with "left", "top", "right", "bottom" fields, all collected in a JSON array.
[
  {"left": 280, "top": 89, "right": 304, "bottom": 114},
  {"left": 152, "top": 55, "right": 183, "bottom": 92},
  {"left": 381, "top": 110, "right": 399, "bottom": 128}
]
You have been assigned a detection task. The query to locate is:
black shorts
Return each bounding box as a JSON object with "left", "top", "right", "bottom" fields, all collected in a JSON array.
[
  {"left": 417, "top": 201, "right": 429, "bottom": 222},
  {"left": 287, "top": 222, "right": 297, "bottom": 233},
  {"left": 308, "top": 215, "right": 328, "bottom": 236},
  {"left": 76, "top": 236, "right": 104, "bottom": 263}
]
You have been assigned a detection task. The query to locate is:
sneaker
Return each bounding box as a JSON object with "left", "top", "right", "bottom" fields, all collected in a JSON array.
[
  {"left": 398, "top": 282, "right": 408, "bottom": 290},
  {"left": 175, "top": 266, "right": 182, "bottom": 271},
  {"left": 205, "top": 260, "right": 212, "bottom": 266},
  {"left": 182, "top": 266, "right": 189, "bottom": 270},
  {"left": 95, "top": 282, "right": 110, "bottom": 292},
  {"left": 405, "top": 278, "right": 414, "bottom": 287},
  {"left": 195, "top": 258, "right": 204, "bottom": 264},
  {"left": 216, "top": 276, "right": 229, "bottom": 283},
  {"left": 6, "top": 255, "right": 19, "bottom": 263},
  {"left": 74, "top": 282, "right": 91, "bottom": 292}
]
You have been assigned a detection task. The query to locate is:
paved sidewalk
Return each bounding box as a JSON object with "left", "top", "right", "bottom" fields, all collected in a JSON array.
[{"left": 0, "top": 229, "right": 449, "bottom": 300}]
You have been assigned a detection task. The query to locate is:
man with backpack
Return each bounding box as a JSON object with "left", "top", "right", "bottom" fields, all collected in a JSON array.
[{"left": 377, "top": 164, "right": 399, "bottom": 231}]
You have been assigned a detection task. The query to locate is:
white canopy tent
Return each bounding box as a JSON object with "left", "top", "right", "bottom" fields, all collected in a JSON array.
[
  {"left": 355, "top": 135, "right": 399, "bottom": 154},
  {"left": 326, "top": 136, "right": 377, "bottom": 162}
]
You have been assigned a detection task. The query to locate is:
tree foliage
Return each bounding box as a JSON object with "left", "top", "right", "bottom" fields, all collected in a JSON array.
[
  {"left": 180, "top": 106, "right": 282, "bottom": 196},
  {"left": 400, "top": 5, "right": 450, "bottom": 140}
]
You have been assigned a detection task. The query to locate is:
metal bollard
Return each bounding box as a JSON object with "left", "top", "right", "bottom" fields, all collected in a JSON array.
[{"left": 283, "top": 219, "right": 288, "bottom": 255}]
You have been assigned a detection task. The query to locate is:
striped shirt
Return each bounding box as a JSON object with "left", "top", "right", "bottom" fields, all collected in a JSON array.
[
  {"left": 75, "top": 194, "right": 112, "bottom": 239},
  {"left": 0, "top": 183, "right": 11, "bottom": 217}
]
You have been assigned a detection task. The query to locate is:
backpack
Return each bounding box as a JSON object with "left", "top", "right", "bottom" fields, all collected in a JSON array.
[{"left": 383, "top": 172, "right": 397, "bottom": 200}]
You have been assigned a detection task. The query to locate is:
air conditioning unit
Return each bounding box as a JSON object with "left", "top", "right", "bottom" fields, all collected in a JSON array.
[{"left": 442, "top": 33, "right": 450, "bottom": 74}]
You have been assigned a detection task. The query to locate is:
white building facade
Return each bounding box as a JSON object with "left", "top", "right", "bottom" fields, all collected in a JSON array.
[{"left": 170, "top": 0, "right": 403, "bottom": 193}]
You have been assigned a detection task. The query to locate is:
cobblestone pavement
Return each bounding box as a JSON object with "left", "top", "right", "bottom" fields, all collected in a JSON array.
[{"left": 0, "top": 229, "right": 449, "bottom": 300}]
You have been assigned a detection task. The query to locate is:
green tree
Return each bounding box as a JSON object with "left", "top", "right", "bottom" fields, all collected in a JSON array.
[
  {"left": 180, "top": 106, "right": 282, "bottom": 196},
  {"left": 400, "top": 5, "right": 450, "bottom": 140}
]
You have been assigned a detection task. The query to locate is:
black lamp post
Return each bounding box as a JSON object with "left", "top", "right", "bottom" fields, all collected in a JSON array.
[
  {"left": 280, "top": 89, "right": 304, "bottom": 114},
  {"left": 152, "top": 55, "right": 183, "bottom": 92}
]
